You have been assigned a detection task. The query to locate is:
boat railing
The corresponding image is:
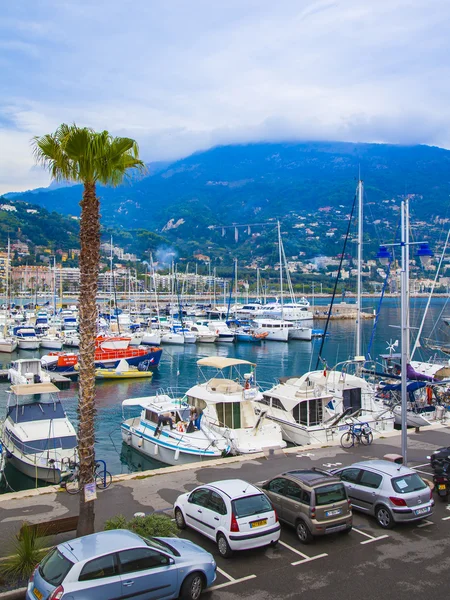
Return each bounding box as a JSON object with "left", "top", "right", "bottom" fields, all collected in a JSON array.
[{"left": 2, "top": 429, "right": 77, "bottom": 471}]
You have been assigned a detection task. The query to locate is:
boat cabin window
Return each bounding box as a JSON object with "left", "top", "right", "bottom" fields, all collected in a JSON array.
[
  {"left": 262, "top": 396, "right": 284, "bottom": 411},
  {"left": 145, "top": 409, "right": 159, "bottom": 424},
  {"left": 292, "top": 399, "right": 323, "bottom": 426},
  {"left": 342, "top": 388, "right": 362, "bottom": 411},
  {"left": 215, "top": 402, "right": 241, "bottom": 429}
]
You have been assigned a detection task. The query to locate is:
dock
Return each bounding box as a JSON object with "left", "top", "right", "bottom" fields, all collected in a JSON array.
[{"left": 0, "top": 370, "right": 74, "bottom": 390}]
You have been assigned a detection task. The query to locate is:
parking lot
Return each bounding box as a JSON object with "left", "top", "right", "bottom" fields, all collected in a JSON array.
[
  {"left": 1, "top": 426, "right": 449, "bottom": 600},
  {"left": 171, "top": 435, "right": 450, "bottom": 600}
]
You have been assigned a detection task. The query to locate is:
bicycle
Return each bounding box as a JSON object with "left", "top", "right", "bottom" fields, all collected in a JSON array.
[
  {"left": 340, "top": 422, "right": 373, "bottom": 449},
  {"left": 63, "top": 461, "right": 112, "bottom": 494}
]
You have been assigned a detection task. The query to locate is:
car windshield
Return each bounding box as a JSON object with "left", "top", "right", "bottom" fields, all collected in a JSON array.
[
  {"left": 232, "top": 494, "right": 272, "bottom": 518},
  {"left": 39, "top": 548, "right": 73, "bottom": 586},
  {"left": 391, "top": 473, "right": 427, "bottom": 494},
  {"left": 141, "top": 536, "right": 179, "bottom": 557},
  {"left": 315, "top": 483, "right": 347, "bottom": 506}
]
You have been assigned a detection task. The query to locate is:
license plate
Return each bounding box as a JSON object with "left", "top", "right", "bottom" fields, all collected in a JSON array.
[
  {"left": 33, "top": 588, "right": 43, "bottom": 600},
  {"left": 438, "top": 484, "right": 447, "bottom": 490},
  {"left": 250, "top": 519, "right": 267, "bottom": 528},
  {"left": 325, "top": 509, "right": 342, "bottom": 517},
  {"left": 415, "top": 507, "right": 430, "bottom": 515}
]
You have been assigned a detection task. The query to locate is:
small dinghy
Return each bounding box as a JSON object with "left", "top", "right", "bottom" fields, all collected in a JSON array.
[{"left": 95, "top": 359, "right": 154, "bottom": 380}]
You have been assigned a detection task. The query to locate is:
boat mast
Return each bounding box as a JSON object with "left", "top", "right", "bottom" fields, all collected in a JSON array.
[
  {"left": 234, "top": 258, "right": 238, "bottom": 309},
  {"left": 278, "top": 221, "right": 283, "bottom": 314},
  {"left": 53, "top": 255, "right": 57, "bottom": 316},
  {"left": 355, "top": 178, "right": 363, "bottom": 359},
  {"left": 5, "top": 237, "right": 10, "bottom": 332}
]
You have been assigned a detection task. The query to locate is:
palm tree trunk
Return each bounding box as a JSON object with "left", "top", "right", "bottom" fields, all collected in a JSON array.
[{"left": 76, "top": 181, "right": 100, "bottom": 537}]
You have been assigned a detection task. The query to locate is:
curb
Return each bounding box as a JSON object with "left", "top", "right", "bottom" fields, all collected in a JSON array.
[{"left": 0, "top": 587, "right": 26, "bottom": 599}]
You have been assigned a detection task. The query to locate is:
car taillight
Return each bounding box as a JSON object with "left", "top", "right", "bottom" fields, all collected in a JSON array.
[
  {"left": 310, "top": 506, "right": 316, "bottom": 518},
  {"left": 49, "top": 585, "right": 64, "bottom": 600},
  {"left": 273, "top": 509, "right": 279, "bottom": 522},
  {"left": 389, "top": 496, "right": 407, "bottom": 507},
  {"left": 230, "top": 513, "right": 240, "bottom": 532},
  {"left": 29, "top": 565, "right": 38, "bottom": 584},
  {"left": 429, "top": 487, "right": 434, "bottom": 499}
]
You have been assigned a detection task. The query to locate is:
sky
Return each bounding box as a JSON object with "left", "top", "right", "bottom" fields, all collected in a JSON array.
[{"left": 1, "top": 0, "right": 450, "bottom": 194}]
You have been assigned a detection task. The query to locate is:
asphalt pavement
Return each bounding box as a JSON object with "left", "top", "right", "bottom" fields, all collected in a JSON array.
[{"left": 1, "top": 425, "right": 449, "bottom": 600}]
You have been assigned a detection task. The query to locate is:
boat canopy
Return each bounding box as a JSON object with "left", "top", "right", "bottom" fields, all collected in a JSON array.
[
  {"left": 122, "top": 395, "right": 184, "bottom": 411},
  {"left": 10, "top": 383, "right": 60, "bottom": 395},
  {"left": 197, "top": 357, "right": 255, "bottom": 369}
]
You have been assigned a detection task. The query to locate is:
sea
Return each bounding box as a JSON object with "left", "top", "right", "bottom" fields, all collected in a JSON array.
[{"left": 1, "top": 296, "right": 449, "bottom": 493}]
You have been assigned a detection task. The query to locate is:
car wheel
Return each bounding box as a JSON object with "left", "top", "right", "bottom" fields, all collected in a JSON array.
[
  {"left": 217, "top": 533, "right": 233, "bottom": 558},
  {"left": 180, "top": 572, "right": 204, "bottom": 600},
  {"left": 296, "top": 520, "right": 313, "bottom": 544},
  {"left": 175, "top": 508, "right": 186, "bottom": 529},
  {"left": 375, "top": 505, "right": 395, "bottom": 529},
  {"left": 343, "top": 525, "right": 352, "bottom": 534}
]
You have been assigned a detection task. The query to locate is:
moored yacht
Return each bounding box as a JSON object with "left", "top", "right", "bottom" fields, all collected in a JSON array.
[
  {"left": 121, "top": 395, "right": 230, "bottom": 465},
  {"left": 1, "top": 383, "right": 77, "bottom": 483},
  {"left": 186, "top": 357, "right": 286, "bottom": 454},
  {"left": 256, "top": 362, "right": 395, "bottom": 446},
  {"left": 13, "top": 326, "right": 40, "bottom": 350},
  {"left": 8, "top": 358, "right": 52, "bottom": 386}
]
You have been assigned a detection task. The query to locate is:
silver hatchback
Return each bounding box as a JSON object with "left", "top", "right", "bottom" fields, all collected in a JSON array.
[{"left": 332, "top": 460, "right": 434, "bottom": 529}]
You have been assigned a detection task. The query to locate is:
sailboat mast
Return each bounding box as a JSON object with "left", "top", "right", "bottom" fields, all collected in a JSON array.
[
  {"left": 355, "top": 179, "right": 363, "bottom": 358},
  {"left": 278, "top": 221, "right": 283, "bottom": 308},
  {"left": 6, "top": 237, "right": 10, "bottom": 315},
  {"left": 234, "top": 258, "right": 238, "bottom": 306}
]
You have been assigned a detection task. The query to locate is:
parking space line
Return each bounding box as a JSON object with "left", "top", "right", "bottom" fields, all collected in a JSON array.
[
  {"left": 352, "top": 527, "right": 389, "bottom": 544},
  {"left": 291, "top": 553, "right": 328, "bottom": 566},
  {"left": 209, "top": 574, "right": 257, "bottom": 591},
  {"left": 417, "top": 520, "right": 434, "bottom": 527},
  {"left": 216, "top": 566, "right": 235, "bottom": 581},
  {"left": 279, "top": 540, "right": 310, "bottom": 559},
  {"left": 360, "top": 535, "right": 389, "bottom": 544},
  {"left": 414, "top": 469, "right": 433, "bottom": 476},
  {"left": 413, "top": 463, "right": 432, "bottom": 469},
  {"left": 442, "top": 516, "right": 450, "bottom": 521}
]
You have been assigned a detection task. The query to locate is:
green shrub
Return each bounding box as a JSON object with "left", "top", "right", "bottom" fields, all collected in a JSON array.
[
  {"left": 104, "top": 513, "right": 177, "bottom": 538},
  {"left": 0, "top": 523, "right": 48, "bottom": 582}
]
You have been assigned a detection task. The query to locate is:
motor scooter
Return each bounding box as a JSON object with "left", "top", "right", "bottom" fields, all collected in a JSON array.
[{"left": 428, "top": 457, "right": 450, "bottom": 502}]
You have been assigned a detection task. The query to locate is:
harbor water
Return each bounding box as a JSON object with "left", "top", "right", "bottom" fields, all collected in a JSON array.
[{"left": 1, "top": 296, "right": 449, "bottom": 492}]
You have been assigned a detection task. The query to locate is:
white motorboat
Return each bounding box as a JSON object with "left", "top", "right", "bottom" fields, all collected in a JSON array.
[
  {"left": 8, "top": 358, "right": 52, "bottom": 386},
  {"left": 236, "top": 303, "right": 265, "bottom": 318},
  {"left": 63, "top": 331, "right": 80, "bottom": 348},
  {"left": 121, "top": 395, "right": 230, "bottom": 465},
  {"left": 13, "top": 326, "right": 40, "bottom": 350},
  {"left": 0, "top": 336, "right": 18, "bottom": 353},
  {"left": 160, "top": 328, "right": 185, "bottom": 345},
  {"left": 252, "top": 318, "right": 290, "bottom": 342},
  {"left": 206, "top": 320, "right": 235, "bottom": 342},
  {"left": 39, "top": 331, "right": 63, "bottom": 350},
  {"left": 189, "top": 323, "right": 217, "bottom": 343},
  {"left": 129, "top": 330, "right": 162, "bottom": 346},
  {"left": 1, "top": 383, "right": 77, "bottom": 483},
  {"left": 288, "top": 325, "right": 312, "bottom": 341},
  {"left": 186, "top": 357, "right": 286, "bottom": 455},
  {"left": 256, "top": 363, "right": 395, "bottom": 446},
  {"left": 262, "top": 302, "right": 314, "bottom": 322}
]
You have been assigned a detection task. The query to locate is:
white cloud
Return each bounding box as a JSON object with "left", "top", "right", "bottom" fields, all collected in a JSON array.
[{"left": 1, "top": 0, "right": 450, "bottom": 192}]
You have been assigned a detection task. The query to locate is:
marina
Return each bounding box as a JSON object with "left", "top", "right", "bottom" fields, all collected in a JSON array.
[{"left": 0, "top": 295, "right": 449, "bottom": 493}]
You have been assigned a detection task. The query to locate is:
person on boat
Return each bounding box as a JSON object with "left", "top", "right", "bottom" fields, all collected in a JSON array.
[
  {"left": 186, "top": 408, "right": 198, "bottom": 433},
  {"left": 154, "top": 411, "right": 175, "bottom": 436}
]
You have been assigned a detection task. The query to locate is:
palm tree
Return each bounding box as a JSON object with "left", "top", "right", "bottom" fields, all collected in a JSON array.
[{"left": 32, "top": 125, "right": 145, "bottom": 536}]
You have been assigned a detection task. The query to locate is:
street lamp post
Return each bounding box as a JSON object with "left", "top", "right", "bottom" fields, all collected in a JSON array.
[{"left": 377, "top": 197, "right": 433, "bottom": 465}]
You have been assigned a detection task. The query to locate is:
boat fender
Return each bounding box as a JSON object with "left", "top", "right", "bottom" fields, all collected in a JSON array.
[
  {"left": 174, "top": 448, "right": 180, "bottom": 461},
  {"left": 126, "top": 433, "right": 132, "bottom": 445},
  {"left": 138, "top": 437, "right": 143, "bottom": 448},
  {"left": 216, "top": 330, "right": 220, "bottom": 335},
  {"left": 154, "top": 444, "right": 159, "bottom": 456},
  {"left": 176, "top": 421, "right": 185, "bottom": 433}
]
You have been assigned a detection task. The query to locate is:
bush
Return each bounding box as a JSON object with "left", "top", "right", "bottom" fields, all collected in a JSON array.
[
  {"left": 104, "top": 513, "right": 177, "bottom": 538},
  {"left": 0, "top": 523, "right": 48, "bottom": 582}
]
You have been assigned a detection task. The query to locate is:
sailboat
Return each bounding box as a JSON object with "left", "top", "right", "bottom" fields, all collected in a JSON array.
[{"left": 0, "top": 239, "right": 18, "bottom": 353}]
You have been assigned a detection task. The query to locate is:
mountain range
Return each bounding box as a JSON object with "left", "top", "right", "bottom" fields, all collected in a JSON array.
[{"left": 5, "top": 141, "right": 450, "bottom": 264}]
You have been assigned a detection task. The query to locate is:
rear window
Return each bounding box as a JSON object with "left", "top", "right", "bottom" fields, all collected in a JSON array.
[
  {"left": 392, "top": 474, "right": 427, "bottom": 494},
  {"left": 39, "top": 548, "right": 73, "bottom": 586},
  {"left": 232, "top": 494, "right": 272, "bottom": 518},
  {"left": 315, "top": 483, "right": 347, "bottom": 506},
  {"left": 141, "top": 536, "right": 180, "bottom": 557}
]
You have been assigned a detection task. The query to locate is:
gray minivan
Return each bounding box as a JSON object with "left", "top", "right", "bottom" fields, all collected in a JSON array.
[{"left": 261, "top": 469, "right": 352, "bottom": 543}]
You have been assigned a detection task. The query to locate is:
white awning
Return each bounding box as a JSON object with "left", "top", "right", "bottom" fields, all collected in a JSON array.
[
  {"left": 10, "top": 383, "right": 60, "bottom": 396},
  {"left": 197, "top": 357, "right": 255, "bottom": 369}
]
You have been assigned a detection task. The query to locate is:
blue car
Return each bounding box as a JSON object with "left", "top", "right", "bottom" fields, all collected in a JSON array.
[{"left": 26, "top": 529, "right": 216, "bottom": 600}]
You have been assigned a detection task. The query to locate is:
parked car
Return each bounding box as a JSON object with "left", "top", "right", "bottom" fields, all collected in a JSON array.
[
  {"left": 174, "top": 479, "right": 280, "bottom": 558},
  {"left": 26, "top": 529, "right": 216, "bottom": 600},
  {"left": 331, "top": 460, "right": 434, "bottom": 529},
  {"left": 261, "top": 469, "right": 352, "bottom": 543}
]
